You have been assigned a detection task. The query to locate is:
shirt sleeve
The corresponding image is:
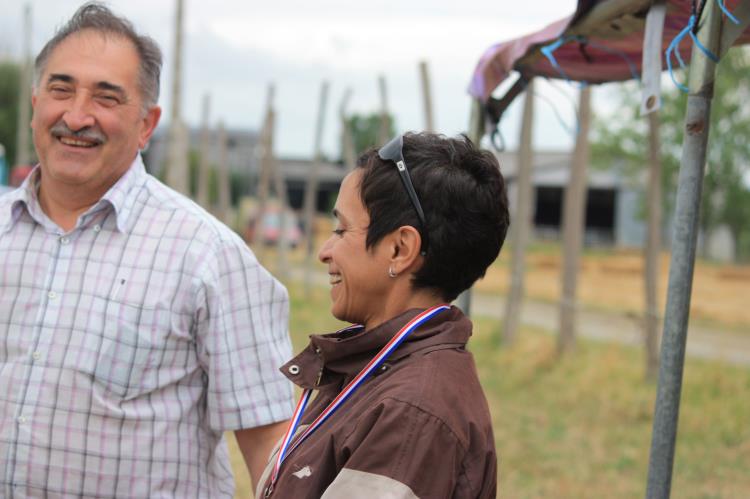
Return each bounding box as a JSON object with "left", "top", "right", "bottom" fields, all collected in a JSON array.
[
  {"left": 323, "top": 397, "right": 496, "bottom": 499},
  {"left": 194, "top": 234, "right": 294, "bottom": 431}
]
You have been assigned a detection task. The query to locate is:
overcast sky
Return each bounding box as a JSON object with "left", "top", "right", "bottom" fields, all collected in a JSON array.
[{"left": 0, "top": 0, "right": 580, "bottom": 158}]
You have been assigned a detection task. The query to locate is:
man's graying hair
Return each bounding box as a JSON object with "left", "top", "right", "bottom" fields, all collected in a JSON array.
[{"left": 34, "top": 2, "right": 162, "bottom": 109}]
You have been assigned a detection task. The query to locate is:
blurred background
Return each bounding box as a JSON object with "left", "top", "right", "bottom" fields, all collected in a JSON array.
[{"left": 1, "top": 1, "right": 748, "bottom": 497}]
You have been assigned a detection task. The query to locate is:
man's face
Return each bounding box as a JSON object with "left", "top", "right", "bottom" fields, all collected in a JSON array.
[{"left": 31, "top": 29, "right": 160, "bottom": 193}]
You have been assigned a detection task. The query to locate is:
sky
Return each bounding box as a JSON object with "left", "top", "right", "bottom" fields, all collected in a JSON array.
[{"left": 0, "top": 0, "right": 580, "bottom": 159}]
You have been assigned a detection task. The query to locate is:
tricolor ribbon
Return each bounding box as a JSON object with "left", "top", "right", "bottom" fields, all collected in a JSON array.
[{"left": 265, "top": 304, "right": 450, "bottom": 496}]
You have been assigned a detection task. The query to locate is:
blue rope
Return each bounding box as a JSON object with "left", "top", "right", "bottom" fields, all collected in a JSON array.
[
  {"left": 582, "top": 39, "right": 641, "bottom": 81},
  {"left": 717, "top": 0, "right": 740, "bottom": 24},
  {"left": 541, "top": 34, "right": 640, "bottom": 85},
  {"left": 540, "top": 36, "right": 574, "bottom": 83},
  {"left": 666, "top": 14, "right": 721, "bottom": 93}
]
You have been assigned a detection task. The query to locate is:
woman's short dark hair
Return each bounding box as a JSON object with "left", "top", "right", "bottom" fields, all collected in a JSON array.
[{"left": 358, "top": 132, "right": 510, "bottom": 302}]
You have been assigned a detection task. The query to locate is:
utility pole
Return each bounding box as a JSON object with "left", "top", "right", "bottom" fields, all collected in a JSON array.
[
  {"left": 197, "top": 93, "right": 212, "bottom": 208},
  {"left": 165, "top": 0, "right": 189, "bottom": 195},
  {"left": 15, "top": 3, "right": 32, "bottom": 167},
  {"left": 419, "top": 60, "right": 435, "bottom": 132},
  {"left": 303, "top": 81, "right": 329, "bottom": 296},
  {"left": 501, "top": 79, "right": 536, "bottom": 345}
]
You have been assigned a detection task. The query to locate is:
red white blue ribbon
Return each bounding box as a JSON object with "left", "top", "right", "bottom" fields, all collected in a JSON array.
[{"left": 266, "top": 305, "right": 450, "bottom": 495}]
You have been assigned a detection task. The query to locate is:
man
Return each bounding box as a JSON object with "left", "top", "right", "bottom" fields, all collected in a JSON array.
[{"left": 0, "top": 3, "right": 293, "bottom": 497}]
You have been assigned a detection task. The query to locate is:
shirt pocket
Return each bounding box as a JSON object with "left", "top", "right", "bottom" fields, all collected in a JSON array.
[{"left": 88, "top": 294, "right": 158, "bottom": 401}]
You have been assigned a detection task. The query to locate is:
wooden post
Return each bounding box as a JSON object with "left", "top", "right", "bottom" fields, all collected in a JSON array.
[
  {"left": 15, "top": 4, "right": 32, "bottom": 167},
  {"left": 254, "top": 85, "right": 275, "bottom": 261},
  {"left": 558, "top": 85, "right": 592, "bottom": 355},
  {"left": 303, "top": 81, "right": 329, "bottom": 295},
  {"left": 165, "top": 0, "right": 189, "bottom": 195},
  {"left": 419, "top": 61, "right": 435, "bottom": 132},
  {"left": 268, "top": 107, "right": 290, "bottom": 281},
  {"left": 501, "top": 79, "right": 535, "bottom": 345},
  {"left": 339, "top": 88, "right": 357, "bottom": 171},
  {"left": 454, "top": 97, "right": 485, "bottom": 316},
  {"left": 644, "top": 110, "right": 662, "bottom": 381},
  {"left": 197, "top": 93, "right": 212, "bottom": 208},
  {"left": 378, "top": 75, "right": 390, "bottom": 144},
  {"left": 216, "top": 121, "right": 230, "bottom": 226}
]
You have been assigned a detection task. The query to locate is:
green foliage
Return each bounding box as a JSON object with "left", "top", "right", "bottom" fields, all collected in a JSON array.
[
  {"left": 0, "top": 62, "right": 21, "bottom": 166},
  {"left": 591, "top": 47, "right": 750, "bottom": 260},
  {"left": 344, "top": 112, "right": 396, "bottom": 158}
]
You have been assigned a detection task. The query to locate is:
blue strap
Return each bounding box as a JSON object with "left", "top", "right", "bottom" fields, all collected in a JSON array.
[
  {"left": 541, "top": 34, "right": 639, "bottom": 84},
  {"left": 666, "top": 14, "right": 720, "bottom": 93},
  {"left": 540, "top": 36, "right": 574, "bottom": 83},
  {"left": 583, "top": 39, "right": 641, "bottom": 81},
  {"left": 717, "top": 0, "right": 740, "bottom": 24}
]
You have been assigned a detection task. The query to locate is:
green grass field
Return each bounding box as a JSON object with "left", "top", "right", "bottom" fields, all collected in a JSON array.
[{"left": 230, "top": 283, "right": 750, "bottom": 498}]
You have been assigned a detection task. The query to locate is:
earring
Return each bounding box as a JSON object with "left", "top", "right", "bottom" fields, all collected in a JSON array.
[{"left": 388, "top": 266, "right": 397, "bottom": 278}]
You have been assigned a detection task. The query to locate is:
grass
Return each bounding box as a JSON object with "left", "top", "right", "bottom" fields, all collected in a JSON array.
[{"left": 229, "top": 282, "right": 750, "bottom": 498}]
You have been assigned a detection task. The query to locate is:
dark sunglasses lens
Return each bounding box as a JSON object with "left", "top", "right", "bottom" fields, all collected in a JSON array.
[{"left": 377, "top": 135, "right": 403, "bottom": 162}]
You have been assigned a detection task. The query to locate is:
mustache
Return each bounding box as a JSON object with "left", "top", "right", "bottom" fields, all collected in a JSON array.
[{"left": 50, "top": 121, "right": 107, "bottom": 145}]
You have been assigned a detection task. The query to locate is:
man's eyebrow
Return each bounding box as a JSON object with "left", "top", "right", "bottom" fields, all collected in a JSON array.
[
  {"left": 46, "top": 74, "right": 126, "bottom": 98},
  {"left": 95, "top": 81, "right": 126, "bottom": 97},
  {"left": 47, "top": 73, "right": 74, "bottom": 84}
]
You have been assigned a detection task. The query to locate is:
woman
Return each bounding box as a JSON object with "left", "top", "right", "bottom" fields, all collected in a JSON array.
[{"left": 257, "top": 132, "right": 509, "bottom": 498}]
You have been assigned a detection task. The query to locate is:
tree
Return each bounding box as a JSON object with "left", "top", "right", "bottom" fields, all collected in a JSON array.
[
  {"left": 592, "top": 46, "right": 750, "bottom": 261},
  {"left": 0, "top": 62, "right": 21, "bottom": 167},
  {"left": 344, "top": 112, "right": 396, "bottom": 159}
]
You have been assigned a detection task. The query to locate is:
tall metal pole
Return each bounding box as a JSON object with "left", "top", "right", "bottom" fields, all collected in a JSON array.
[
  {"left": 15, "top": 3, "right": 32, "bottom": 167},
  {"left": 165, "top": 0, "right": 189, "bottom": 195},
  {"left": 646, "top": 3, "right": 723, "bottom": 497}
]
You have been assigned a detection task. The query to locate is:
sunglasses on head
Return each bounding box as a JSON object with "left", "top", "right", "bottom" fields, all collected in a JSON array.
[{"left": 378, "top": 135, "right": 428, "bottom": 255}]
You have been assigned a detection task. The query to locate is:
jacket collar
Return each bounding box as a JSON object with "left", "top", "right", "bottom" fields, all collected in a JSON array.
[{"left": 281, "top": 306, "right": 470, "bottom": 390}]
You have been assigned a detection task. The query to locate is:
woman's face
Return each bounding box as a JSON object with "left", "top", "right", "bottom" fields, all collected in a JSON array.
[{"left": 318, "top": 169, "right": 392, "bottom": 329}]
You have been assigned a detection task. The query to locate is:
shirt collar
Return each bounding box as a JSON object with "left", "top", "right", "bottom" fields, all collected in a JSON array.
[
  {"left": 0, "top": 154, "right": 148, "bottom": 234},
  {"left": 0, "top": 165, "right": 41, "bottom": 234},
  {"left": 100, "top": 154, "right": 148, "bottom": 233}
]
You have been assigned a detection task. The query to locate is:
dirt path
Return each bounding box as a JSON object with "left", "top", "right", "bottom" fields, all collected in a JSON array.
[
  {"left": 285, "top": 265, "right": 750, "bottom": 367},
  {"left": 469, "top": 292, "right": 750, "bottom": 367}
]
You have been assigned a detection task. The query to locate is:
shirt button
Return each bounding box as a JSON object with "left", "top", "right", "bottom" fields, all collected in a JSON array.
[
  {"left": 48, "top": 291, "right": 57, "bottom": 300},
  {"left": 32, "top": 352, "right": 41, "bottom": 361},
  {"left": 60, "top": 236, "right": 70, "bottom": 245},
  {"left": 18, "top": 416, "right": 26, "bottom": 424},
  {"left": 93, "top": 225, "right": 101, "bottom": 232}
]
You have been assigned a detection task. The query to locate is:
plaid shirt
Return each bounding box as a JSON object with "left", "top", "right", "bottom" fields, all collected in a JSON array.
[{"left": 0, "top": 156, "right": 294, "bottom": 498}]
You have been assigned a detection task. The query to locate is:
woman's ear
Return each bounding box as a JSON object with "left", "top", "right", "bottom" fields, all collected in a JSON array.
[{"left": 388, "top": 225, "right": 424, "bottom": 274}]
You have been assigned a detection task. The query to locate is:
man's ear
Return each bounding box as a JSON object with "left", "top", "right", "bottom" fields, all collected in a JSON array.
[
  {"left": 138, "top": 105, "right": 162, "bottom": 150},
  {"left": 388, "top": 225, "right": 424, "bottom": 274}
]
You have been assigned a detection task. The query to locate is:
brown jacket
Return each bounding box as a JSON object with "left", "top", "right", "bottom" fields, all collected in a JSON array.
[{"left": 257, "top": 306, "right": 497, "bottom": 498}]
